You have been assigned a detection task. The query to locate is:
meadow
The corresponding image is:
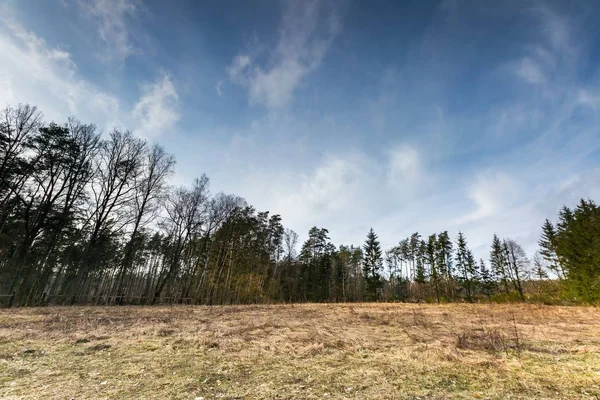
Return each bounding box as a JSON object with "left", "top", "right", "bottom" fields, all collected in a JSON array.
[{"left": 1, "top": 303, "right": 599, "bottom": 399}]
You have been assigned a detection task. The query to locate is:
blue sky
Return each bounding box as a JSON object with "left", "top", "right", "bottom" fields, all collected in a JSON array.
[{"left": 1, "top": 0, "right": 600, "bottom": 258}]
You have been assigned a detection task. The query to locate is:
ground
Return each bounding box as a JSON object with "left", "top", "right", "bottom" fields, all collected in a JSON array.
[{"left": 1, "top": 303, "right": 599, "bottom": 399}]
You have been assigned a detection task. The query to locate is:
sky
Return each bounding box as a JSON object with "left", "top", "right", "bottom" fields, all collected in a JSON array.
[{"left": 1, "top": 0, "right": 600, "bottom": 259}]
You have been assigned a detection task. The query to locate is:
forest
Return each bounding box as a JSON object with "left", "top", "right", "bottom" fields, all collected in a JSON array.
[{"left": 1, "top": 104, "right": 599, "bottom": 306}]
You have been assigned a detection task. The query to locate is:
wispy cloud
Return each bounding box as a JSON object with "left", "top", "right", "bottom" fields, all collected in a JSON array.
[
  {"left": 454, "top": 172, "right": 520, "bottom": 225},
  {"left": 240, "top": 151, "right": 378, "bottom": 245},
  {"left": 227, "top": 0, "right": 340, "bottom": 110},
  {"left": 387, "top": 145, "right": 422, "bottom": 192},
  {"left": 514, "top": 57, "right": 546, "bottom": 85},
  {"left": 132, "top": 72, "right": 180, "bottom": 138},
  {"left": 0, "top": 4, "right": 121, "bottom": 127},
  {"left": 0, "top": 3, "right": 177, "bottom": 138},
  {"left": 534, "top": 3, "right": 572, "bottom": 54},
  {"left": 511, "top": 4, "right": 577, "bottom": 89},
  {"left": 578, "top": 89, "right": 600, "bottom": 109},
  {"left": 79, "top": 0, "right": 140, "bottom": 63}
]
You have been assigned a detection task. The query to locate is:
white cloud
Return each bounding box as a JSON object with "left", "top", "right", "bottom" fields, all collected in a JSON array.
[
  {"left": 215, "top": 80, "right": 224, "bottom": 97},
  {"left": 535, "top": 4, "right": 572, "bottom": 54},
  {"left": 79, "top": 0, "right": 140, "bottom": 63},
  {"left": 0, "top": 5, "right": 177, "bottom": 138},
  {"left": 510, "top": 6, "right": 576, "bottom": 88},
  {"left": 514, "top": 57, "right": 545, "bottom": 85},
  {"left": 240, "top": 152, "right": 378, "bottom": 246},
  {"left": 287, "top": 155, "right": 370, "bottom": 215},
  {"left": 454, "top": 172, "right": 520, "bottom": 225},
  {"left": 449, "top": 168, "right": 600, "bottom": 259},
  {"left": 577, "top": 89, "right": 600, "bottom": 109},
  {"left": 227, "top": 0, "right": 339, "bottom": 110},
  {"left": 226, "top": 54, "right": 251, "bottom": 79},
  {"left": 387, "top": 145, "right": 421, "bottom": 191},
  {"left": 132, "top": 72, "right": 180, "bottom": 138},
  {"left": 0, "top": 5, "right": 122, "bottom": 127},
  {"left": 213, "top": 140, "right": 434, "bottom": 249}
]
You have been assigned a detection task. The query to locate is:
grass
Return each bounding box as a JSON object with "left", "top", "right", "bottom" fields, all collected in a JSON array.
[{"left": 1, "top": 303, "right": 600, "bottom": 399}]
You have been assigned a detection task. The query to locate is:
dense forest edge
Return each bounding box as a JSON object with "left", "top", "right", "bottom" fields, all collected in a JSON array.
[{"left": 0, "top": 104, "right": 598, "bottom": 307}]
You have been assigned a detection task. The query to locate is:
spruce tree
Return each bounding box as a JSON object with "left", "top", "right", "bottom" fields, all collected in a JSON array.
[
  {"left": 414, "top": 240, "right": 427, "bottom": 302},
  {"left": 539, "top": 219, "right": 562, "bottom": 279},
  {"left": 426, "top": 234, "right": 441, "bottom": 302},
  {"left": 436, "top": 231, "right": 454, "bottom": 299},
  {"left": 547, "top": 199, "right": 600, "bottom": 302},
  {"left": 455, "top": 232, "right": 475, "bottom": 302},
  {"left": 466, "top": 249, "right": 478, "bottom": 300},
  {"left": 415, "top": 241, "right": 427, "bottom": 285},
  {"left": 490, "top": 234, "right": 510, "bottom": 295},
  {"left": 478, "top": 258, "right": 495, "bottom": 297},
  {"left": 363, "top": 228, "right": 383, "bottom": 301}
]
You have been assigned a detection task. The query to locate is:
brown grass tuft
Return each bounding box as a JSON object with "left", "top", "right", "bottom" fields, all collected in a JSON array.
[{"left": 456, "top": 328, "right": 509, "bottom": 351}]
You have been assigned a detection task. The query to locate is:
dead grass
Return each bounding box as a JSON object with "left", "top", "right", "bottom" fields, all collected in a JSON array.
[{"left": 1, "top": 303, "right": 600, "bottom": 399}]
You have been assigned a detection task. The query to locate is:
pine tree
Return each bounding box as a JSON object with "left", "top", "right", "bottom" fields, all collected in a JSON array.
[
  {"left": 415, "top": 241, "right": 427, "bottom": 285},
  {"left": 408, "top": 232, "right": 421, "bottom": 281},
  {"left": 538, "top": 218, "right": 562, "bottom": 279},
  {"left": 455, "top": 232, "right": 475, "bottom": 302},
  {"left": 490, "top": 234, "right": 510, "bottom": 295},
  {"left": 466, "top": 249, "right": 478, "bottom": 299},
  {"left": 414, "top": 240, "right": 427, "bottom": 302},
  {"left": 436, "top": 231, "right": 454, "bottom": 299},
  {"left": 300, "top": 227, "right": 334, "bottom": 301},
  {"left": 426, "top": 234, "right": 441, "bottom": 302},
  {"left": 547, "top": 199, "right": 600, "bottom": 302},
  {"left": 478, "top": 258, "right": 495, "bottom": 297},
  {"left": 362, "top": 228, "right": 383, "bottom": 301}
]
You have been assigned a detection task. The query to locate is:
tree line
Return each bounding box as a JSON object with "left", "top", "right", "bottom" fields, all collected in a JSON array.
[{"left": 0, "top": 104, "right": 598, "bottom": 306}]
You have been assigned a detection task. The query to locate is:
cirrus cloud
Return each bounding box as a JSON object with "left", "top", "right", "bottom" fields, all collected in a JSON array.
[{"left": 227, "top": 0, "right": 340, "bottom": 110}]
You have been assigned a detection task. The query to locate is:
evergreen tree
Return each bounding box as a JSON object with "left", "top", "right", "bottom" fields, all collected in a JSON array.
[
  {"left": 415, "top": 241, "right": 427, "bottom": 285},
  {"left": 466, "top": 249, "right": 478, "bottom": 298},
  {"left": 478, "top": 258, "right": 495, "bottom": 297},
  {"left": 547, "top": 199, "right": 600, "bottom": 302},
  {"left": 362, "top": 228, "right": 383, "bottom": 301},
  {"left": 455, "top": 232, "right": 476, "bottom": 302},
  {"left": 300, "top": 227, "right": 335, "bottom": 302},
  {"left": 490, "top": 234, "right": 510, "bottom": 295},
  {"left": 436, "top": 231, "right": 454, "bottom": 299},
  {"left": 426, "top": 234, "right": 440, "bottom": 302},
  {"left": 408, "top": 232, "right": 421, "bottom": 281},
  {"left": 414, "top": 240, "right": 427, "bottom": 302},
  {"left": 538, "top": 218, "right": 563, "bottom": 279}
]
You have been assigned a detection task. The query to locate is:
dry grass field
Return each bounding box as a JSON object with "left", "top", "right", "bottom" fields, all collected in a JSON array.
[{"left": 1, "top": 303, "right": 600, "bottom": 399}]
